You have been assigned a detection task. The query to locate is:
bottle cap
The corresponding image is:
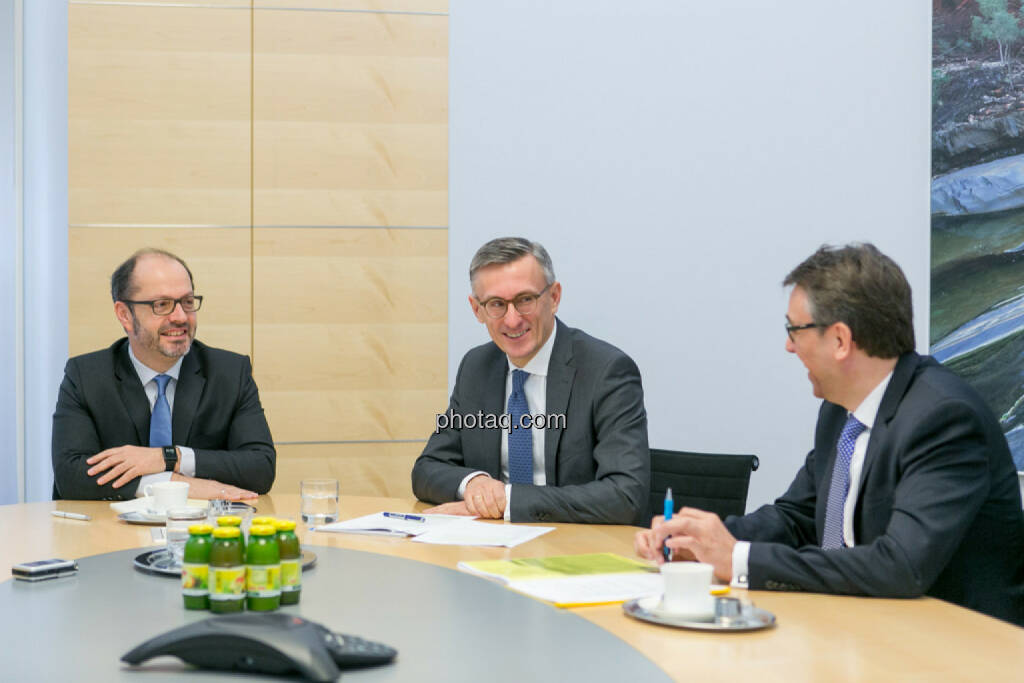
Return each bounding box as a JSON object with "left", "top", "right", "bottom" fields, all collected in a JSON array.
[
  {"left": 251, "top": 516, "right": 277, "bottom": 527},
  {"left": 216, "top": 515, "right": 242, "bottom": 527},
  {"left": 274, "top": 519, "right": 296, "bottom": 532},
  {"left": 188, "top": 523, "right": 214, "bottom": 535},
  {"left": 212, "top": 527, "right": 241, "bottom": 539},
  {"left": 249, "top": 524, "right": 276, "bottom": 537}
]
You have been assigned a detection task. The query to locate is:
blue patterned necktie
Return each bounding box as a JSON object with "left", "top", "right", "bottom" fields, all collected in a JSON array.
[
  {"left": 507, "top": 369, "right": 533, "bottom": 484},
  {"left": 822, "top": 414, "right": 867, "bottom": 550},
  {"left": 149, "top": 374, "right": 173, "bottom": 447}
]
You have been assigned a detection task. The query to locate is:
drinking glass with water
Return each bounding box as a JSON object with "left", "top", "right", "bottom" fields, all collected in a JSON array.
[
  {"left": 166, "top": 506, "right": 209, "bottom": 566},
  {"left": 300, "top": 479, "right": 339, "bottom": 525}
]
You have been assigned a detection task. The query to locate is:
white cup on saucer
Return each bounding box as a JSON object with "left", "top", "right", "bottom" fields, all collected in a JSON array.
[
  {"left": 659, "top": 562, "right": 716, "bottom": 621},
  {"left": 143, "top": 481, "right": 189, "bottom": 515}
]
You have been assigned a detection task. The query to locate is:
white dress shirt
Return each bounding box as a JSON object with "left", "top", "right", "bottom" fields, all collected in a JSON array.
[
  {"left": 731, "top": 371, "right": 894, "bottom": 586},
  {"left": 128, "top": 345, "right": 197, "bottom": 496},
  {"left": 458, "top": 326, "right": 557, "bottom": 520}
]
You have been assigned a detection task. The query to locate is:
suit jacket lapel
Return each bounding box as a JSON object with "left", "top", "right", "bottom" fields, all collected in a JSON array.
[
  {"left": 172, "top": 348, "right": 205, "bottom": 445},
  {"left": 544, "top": 320, "right": 575, "bottom": 485},
  {"left": 114, "top": 341, "right": 151, "bottom": 446},
  {"left": 481, "top": 349, "right": 506, "bottom": 479},
  {"left": 856, "top": 351, "right": 919, "bottom": 493}
]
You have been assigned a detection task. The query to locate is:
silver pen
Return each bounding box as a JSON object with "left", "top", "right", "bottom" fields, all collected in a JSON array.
[{"left": 51, "top": 510, "right": 91, "bottom": 521}]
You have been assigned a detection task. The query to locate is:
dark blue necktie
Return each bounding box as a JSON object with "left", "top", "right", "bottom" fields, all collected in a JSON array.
[
  {"left": 507, "top": 369, "right": 533, "bottom": 484},
  {"left": 822, "top": 414, "right": 866, "bottom": 550},
  {"left": 149, "top": 374, "right": 173, "bottom": 447}
]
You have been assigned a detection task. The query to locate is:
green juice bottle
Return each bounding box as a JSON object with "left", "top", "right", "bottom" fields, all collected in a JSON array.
[
  {"left": 246, "top": 524, "right": 281, "bottom": 611},
  {"left": 275, "top": 519, "right": 302, "bottom": 605},
  {"left": 181, "top": 523, "right": 214, "bottom": 610},
  {"left": 216, "top": 515, "right": 245, "bottom": 552},
  {"left": 209, "top": 527, "right": 246, "bottom": 614}
]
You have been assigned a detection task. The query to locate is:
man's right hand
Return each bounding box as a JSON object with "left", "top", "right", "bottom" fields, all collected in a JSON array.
[
  {"left": 464, "top": 475, "right": 506, "bottom": 519},
  {"left": 171, "top": 473, "right": 257, "bottom": 501}
]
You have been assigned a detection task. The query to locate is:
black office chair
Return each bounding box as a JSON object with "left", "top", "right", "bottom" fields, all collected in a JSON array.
[{"left": 647, "top": 449, "right": 759, "bottom": 525}]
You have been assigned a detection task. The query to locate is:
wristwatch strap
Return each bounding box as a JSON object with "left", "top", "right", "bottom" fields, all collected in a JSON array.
[{"left": 162, "top": 446, "right": 177, "bottom": 472}]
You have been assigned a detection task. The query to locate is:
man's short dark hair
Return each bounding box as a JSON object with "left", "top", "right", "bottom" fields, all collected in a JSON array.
[
  {"left": 110, "top": 248, "right": 195, "bottom": 303},
  {"left": 469, "top": 237, "right": 556, "bottom": 286},
  {"left": 783, "top": 243, "right": 914, "bottom": 359}
]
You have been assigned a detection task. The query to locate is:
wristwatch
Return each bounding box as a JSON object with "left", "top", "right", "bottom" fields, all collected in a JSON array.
[{"left": 162, "top": 446, "right": 177, "bottom": 472}]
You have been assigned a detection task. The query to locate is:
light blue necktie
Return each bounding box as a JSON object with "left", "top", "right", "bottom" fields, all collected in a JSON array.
[
  {"left": 822, "top": 414, "right": 866, "bottom": 550},
  {"left": 149, "top": 374, "right": 173, "bottom": 447},
  {"left": 507, "top": 369, "right": 533, "bottom": 484}
]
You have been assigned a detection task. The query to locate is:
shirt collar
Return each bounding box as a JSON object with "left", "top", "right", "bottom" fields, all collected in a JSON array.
[
  {"left": 850, "top": 369, "right": 893, "bottom": 430},
  {"left": 507, "top": 324, "right": 557, "bottom": 378},
  {"left": 128, "top": 343, "right": 184, "bottom": 386}
]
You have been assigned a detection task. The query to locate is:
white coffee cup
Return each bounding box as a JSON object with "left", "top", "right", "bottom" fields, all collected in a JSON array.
[
  {"left": 660, "top": 562, "right": 716, "bottom": 620},
  {"left": 143, "top": 481, "right": 189, "bottom": 515}
]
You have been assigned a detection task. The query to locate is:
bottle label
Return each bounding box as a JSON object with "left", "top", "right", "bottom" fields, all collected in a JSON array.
[
  {"left": 280, "top": 559, "right": 301, "bottom": 592},
  {"left": 181, "top": 562, "right": 209, "bottom": 597},
  {"left": 247, "top": 564, "right": 282, "bottom": 598},
  {"left": 210, "top": 565, "right": 246, "bottom": 600}
]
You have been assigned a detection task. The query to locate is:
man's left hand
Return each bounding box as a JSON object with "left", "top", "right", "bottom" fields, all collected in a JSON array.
[
  {"left": 86, "top": 445, "right": 164, "bottom": 488},
  {"left": 423, "top": 501, "right": 473, "bottom": 516}
]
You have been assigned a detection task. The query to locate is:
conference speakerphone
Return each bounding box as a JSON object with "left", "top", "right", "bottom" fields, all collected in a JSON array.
[{"left": 12, "top": 558, "right": 79, "bottom": 582}]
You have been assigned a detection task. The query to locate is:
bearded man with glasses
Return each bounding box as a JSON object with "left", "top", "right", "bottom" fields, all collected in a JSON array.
[
  {"left": 51, "top": 248, "right": 275, "bottom": 500},
  {"left": 412, "top": 237, "right": 650, "bottom": 524}
]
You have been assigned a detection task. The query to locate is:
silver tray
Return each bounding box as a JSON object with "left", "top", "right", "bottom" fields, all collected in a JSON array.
[
  {"left": 623, "top": 596, "right": 776, "bottom": 632},
  {"left": 133, "top": 547, "right": 318, "bottom": 577},
  {"left": 118, "top": 502, "right": 257, "bottom": 526}
]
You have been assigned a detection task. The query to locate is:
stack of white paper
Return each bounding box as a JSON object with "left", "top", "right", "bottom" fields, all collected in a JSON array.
[{"left": 315, "top": 511, "right": 554, "bottom": 548}]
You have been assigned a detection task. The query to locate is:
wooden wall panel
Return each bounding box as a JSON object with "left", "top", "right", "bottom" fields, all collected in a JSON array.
[
  {"left": 253, "top": 8, "right": 447, "bottom": 227},
  {"left": 253, "top": 228, "right": 447, "bottom": 443},
  {"left": 69, "top": 4, "right": 251, "bottom": 226},
  {"left": 68, "top": 228, "right": 253, "bottom": 360},
  {"left": 254, "top": 1, "right": 448, "bottom": 15},
  {"left": 270, "top": 442, "right": 424, "bottom": 498}
]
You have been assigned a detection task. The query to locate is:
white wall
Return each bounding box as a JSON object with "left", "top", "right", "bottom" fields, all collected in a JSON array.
[{"left": 449, "top": 0, "right": 931, "bottom": 510}]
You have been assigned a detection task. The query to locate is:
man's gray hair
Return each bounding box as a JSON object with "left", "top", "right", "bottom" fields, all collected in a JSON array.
[{"left": 469, "top": 237, "right": 556, "bottom": 286}]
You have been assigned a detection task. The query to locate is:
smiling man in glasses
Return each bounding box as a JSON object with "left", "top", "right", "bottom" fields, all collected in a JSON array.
[
  {"left": 636, "top": 243, "right": 1024, "bottom": 626},
  {"left": 412, "top": 237, "right": 650, "bottom": 524},
  {"left": 51, "top": 248, "right": 275, "bottom": 500}
]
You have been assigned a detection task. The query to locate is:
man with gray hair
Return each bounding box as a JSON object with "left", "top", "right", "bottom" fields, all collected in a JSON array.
[
  {"left": 636, "top": 243, "right": 1024, "bottom": 625},
  {"left": 412, "top": 237, "right": 650, "bottom": 524}
]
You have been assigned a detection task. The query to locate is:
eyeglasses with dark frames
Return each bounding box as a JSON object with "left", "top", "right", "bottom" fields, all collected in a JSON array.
[
  {"left": 477, "top": 283, "right": 552, "bottom": 319},
  {"left": 785, "top": 319, "right": 819, "bottom": 342},
  {"left": 121, "top": 295, "right": 203, "bottom": 316}
]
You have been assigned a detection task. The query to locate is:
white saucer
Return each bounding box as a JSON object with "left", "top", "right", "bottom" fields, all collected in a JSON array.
[{"left": 637, "top": 595, "right": 715, "bottom": 622}]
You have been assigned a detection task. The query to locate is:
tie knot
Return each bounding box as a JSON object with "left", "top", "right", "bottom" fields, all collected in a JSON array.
[
  {"left": 154, "top": 374, "right": 171, "bottom": 395},
  {"left": 512, "top": 369, "right": 529, "bottom": 393},
  {"left": 841, "top": 414, "right": 866, "bottom": 441}
]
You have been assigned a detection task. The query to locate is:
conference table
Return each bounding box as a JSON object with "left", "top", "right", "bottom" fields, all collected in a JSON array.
[{"left": 2, "top": 494, "right": 1021, "bottom": 681}]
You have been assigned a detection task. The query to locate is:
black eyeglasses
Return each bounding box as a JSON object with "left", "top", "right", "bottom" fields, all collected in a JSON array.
[
  {"left": 785, "top": 320, "right": 819, "bottom": 341},
  {"left": 477, "top": 283, "right": 552, "bottom": 319},
  {"left": 121, "top": 295, "right": 203, "bottom": 316}
]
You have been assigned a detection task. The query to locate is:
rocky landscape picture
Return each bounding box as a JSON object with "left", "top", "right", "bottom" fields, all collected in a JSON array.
[{"left": 932, "top": 0, "right": 1024, "bottom": 469}]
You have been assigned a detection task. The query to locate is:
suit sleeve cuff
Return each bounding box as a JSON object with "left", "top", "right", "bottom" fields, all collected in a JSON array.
[
  {"left": 730, "top": 541, "right": 750, "bottom": 588},
  {"left": 457, "top": 471, "right": 489, "bottom": 500},
  {"left": 136, "top": 471, "right": 172, "bottom": 497},
  {"left": 177, "top": 446, "right": 196, "bottom": 477}
]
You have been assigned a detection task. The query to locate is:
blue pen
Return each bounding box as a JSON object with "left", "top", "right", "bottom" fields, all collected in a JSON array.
[
  {"left": 663, "top": 487, "right": 673, "bottom": 562},
  {"left": 383, "top": 512, "right": 426, "bottom": 522}
]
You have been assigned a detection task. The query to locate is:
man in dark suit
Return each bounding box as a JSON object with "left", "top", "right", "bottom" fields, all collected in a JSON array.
[
  {"left": 412, "top": 237, "right": 649, "bottom": 524},
  {"left": 636, "top": 243, "right": 1024, "bottom": 625},
  {"left": 51, "top": 249, "right": 275, "bottom": 500}
]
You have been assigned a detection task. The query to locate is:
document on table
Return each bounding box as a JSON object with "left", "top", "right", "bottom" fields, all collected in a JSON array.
[
  {"left": 410, "top": 520, "right": 554, "bottom": 548},
  {"left": 315, "top": 512, "right": 471, "bottom": 537},
  {"left": 457, "top": 553, "right": 662, "bottom": 606},
  {"left": 506, "top": 573, "right": 664, "bottom": 608}
]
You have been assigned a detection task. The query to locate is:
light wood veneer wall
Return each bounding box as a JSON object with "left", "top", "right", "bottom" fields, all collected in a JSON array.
[{"left": 68, "top": 0, "right": 448, "bottom": 498}]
